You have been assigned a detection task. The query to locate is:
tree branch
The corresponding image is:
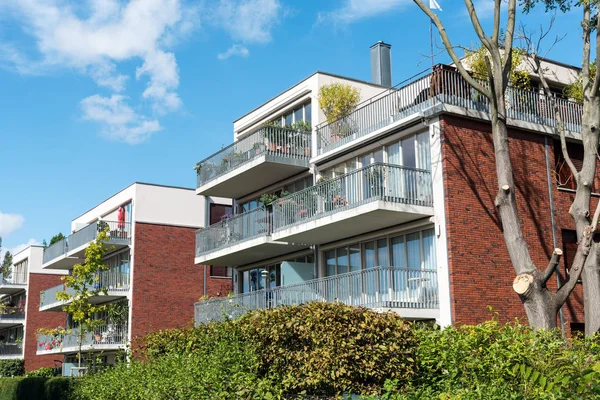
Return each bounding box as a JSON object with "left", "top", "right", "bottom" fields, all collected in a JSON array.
[
  {"left": 502, "top": 0, "right": 517, "bottom": 80},
  {"left": 492, "top": 0, "right": 501, "bottom": 44},
  {"left": 464, "top": 0, "right": 493, "bottom": 51},
  {"left": 543, "top": 248, "right": 563, "bottom": 284},
  {"left": 412, "top": 0, "right": 492, "bottom": 97},
  {"left": 555, "top": 200, "right": 600, "bottom": 305},
  {"left": 592, "top": 8, "right": 600, "bottom": 97},
  {"left": 582, "top": 4, "right": 592, "bottom": 100}
]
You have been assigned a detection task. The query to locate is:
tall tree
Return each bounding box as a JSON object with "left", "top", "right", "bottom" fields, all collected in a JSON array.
[
  {"left": 43, "top": 232, "right": 66, "bottom": 249},
  {"left": 413, "top": 0, "right": 599, "bottom": 328},
  {"left": 56, "top": 227, "right": 111, "bottom": 370},
  {"left": 0, "top": 237, "right": 12, "bottom": 277},
  {"left": 520, "top": 0, "right": 600, "bottom": 335}
]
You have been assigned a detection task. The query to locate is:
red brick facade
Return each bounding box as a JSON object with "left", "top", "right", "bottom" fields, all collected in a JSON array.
[
  {"left": 130, "top": 222, "right": 231, "bottom": 344},
  {"left": 24, "top": 273, "right": 66, "bottom": 372},
  {"left": 441, "top": 115, "right": 587, "bottom": 335}
]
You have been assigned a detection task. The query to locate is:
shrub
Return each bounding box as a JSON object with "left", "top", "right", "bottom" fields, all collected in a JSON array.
[
  {"left": 27, "top": 367, "right": 55, "bottom": 378},
  {"left": 238, "top": 302, "right": 417, "bottom": 396},
  {"left": 375, "top": 319, "right": 600, "bottom": 399},
  {"left": 76, "top": 321, "right": 259, "bottom": 400},
  {"left": 83, "top": 302, "right": 417, "bottom": 398},
  {"left": 318, "top": 83, "right": 360, "bottom": 124},
  {"left": 0, "top": 377, "right": 72, "bottom": 400},
  {"left": 0, "top": 359, "right": 24, "bottom": 377}
]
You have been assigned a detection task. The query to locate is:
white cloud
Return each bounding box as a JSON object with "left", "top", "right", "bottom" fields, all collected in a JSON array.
[
  {"left": 0, "top": 0, "right": 190, "bottom": 143},
  {"left": 317, "top": 0, "right": 409, "bottom": 24},
  {"left": 218, "top": 44, "right": 250, "bottom": 60},
  {"left": 0, "top": 212, "right": 24, "bottom": 237},
  {"left": 210, "top": 0, "right": 282, "bottom": 44},
  {"left": 80, "top": 94, "right": 161, "bottom": 144}
]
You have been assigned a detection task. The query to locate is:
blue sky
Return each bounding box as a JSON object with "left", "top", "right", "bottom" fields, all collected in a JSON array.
[{"left": 0, "top": 0, "right": 588, "bottom": 254}]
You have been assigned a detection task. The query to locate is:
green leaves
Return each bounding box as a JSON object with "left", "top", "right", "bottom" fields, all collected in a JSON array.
[{"left": 318, "top": 83, "right": 361, "bottom": 124}]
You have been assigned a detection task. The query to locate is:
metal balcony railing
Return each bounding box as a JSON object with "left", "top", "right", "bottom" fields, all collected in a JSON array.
[
  {"left": 195, "top": 206, "right": 270, "bottom": 257},
  {"left": 195, "top": 126, "right": 311, "bottom": 189},
  {"left": 43, "top": 239, "right": 67, "bottom": 264},
  {"left": 0, "top": 271, "right": 28, "bottom": 285},
  {"left": 272, "top": 163, "right": 433, "bottom": 232},
  {"left": 195, "top": 164, "right": 432, "bottom": 256},
  {"left": 69, "top": 221, "right": 131, "bottom": 251},
  {"left": 42, "top": 221, "right": 131, "bottom": 265},
  {"left": 37, "top": 323, "right": 128, "bottom": 353},
  {"left": 0, "top": 307, "right": 25, "bottom": 319},
  {"left": 195, "top": 266, "right": 438, "bottom": 324},
  {"left": 316, "top": 66, "right": 584, "bottom": 155},
  {"left": 0, "top": 343, "right": 23, "bottom": 356},
  {"left": 40, "top": 268, "right": 130, "bottom": 309}
]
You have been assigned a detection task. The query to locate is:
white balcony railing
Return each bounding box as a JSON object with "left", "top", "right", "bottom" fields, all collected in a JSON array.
[
  {"left": 40, "top": 268, "right": 130, "bottom": 309},
  {"left": 42, "top": 221, "right": 131, "bottom": 265},
  {"left": 194, "top": 266, "right": 438, "bottom": 324},
  {"left": 316, "top": 66, "right": 583, "bottom": 155},
  {"left": 195, "top": 126, "right": 311, "bottom": 189},
  {"left": 37, "top": 323, "right": 128, "bottom": 353}
]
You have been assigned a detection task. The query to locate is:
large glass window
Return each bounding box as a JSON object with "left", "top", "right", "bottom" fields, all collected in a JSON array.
[
  {"left": 269, "top": 102, "right": 312, "bottom": 128},
  {"left": 318, "top": 132, "right": 431, "bottom": 182},
  {"left": 325, "top": 228, "right": 435, "bottom": 276}
]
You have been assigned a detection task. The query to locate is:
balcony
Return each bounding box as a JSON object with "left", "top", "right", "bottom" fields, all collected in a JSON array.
[
  {"left": 195, "top": 126, "right": 311, "bottom": 198},
  {"left": 195, "top": 266, "right": 439, "bottom": 324},
  {"left": 271, "top": 163, "right": 433, "bottom": 244},
  {"left": 316, "top": 66, "right": 583, "bottom": 158},
  {"left": 195, "top": 206, "right": 306, "bottom": 266},
  {"left": 42, "top": 221, "right": 131, "bottom": 269},
  {"left": 0, "top": 272, "right": 27, "bottom": 295},
  {"left": 0, "top": 308, "right": 25, "bottom": 328},
  {"left": 0, "top": 343, "right": 23, "bottom": 359},
  {"left": 40, "top": 269, "right": 130, "bottom": 312},
  {"left": 37, "top": 324, "right": 128, "bottom": 355}
]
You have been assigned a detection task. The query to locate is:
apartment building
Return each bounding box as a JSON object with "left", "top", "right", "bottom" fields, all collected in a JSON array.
[
  {"left": 35, "top": 182, "right": 230, "bottom": 376},
  {"left": 0, "top": 245, "right": 67, "bottom": 371},
  {"left": 193, "top": 42, "right": 588, "bottom": 335}
]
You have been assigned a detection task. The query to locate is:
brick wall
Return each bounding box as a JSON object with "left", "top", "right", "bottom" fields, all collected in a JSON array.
[
  {"left": 130, "top": 222, "right": 231, "bottom": 344},
  {"left": 441, "top": 115, "right": 585, "bottom": 334},
  {"left": 24, "top": 273, "right": 66, "bottom": 372}
]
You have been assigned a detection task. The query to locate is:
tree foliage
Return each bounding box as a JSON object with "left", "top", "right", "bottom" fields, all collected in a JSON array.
[
  {"left": 56, "top": 228, "right": 112, "bottom": 367},
  {"left": 0, "top": 238, "right": 13, "bottom": 277},
  {"left": 564, "top": 62, "right": 597, "bottom": 103},
  {"left": 42, "top": 233, "right": 66, "bottom": 249},
  {"left": 467, "top": 45, "right": 531, "bottom": 90},
  {"left": 318, "top": 83, "right": 361, "bottom": 124}
]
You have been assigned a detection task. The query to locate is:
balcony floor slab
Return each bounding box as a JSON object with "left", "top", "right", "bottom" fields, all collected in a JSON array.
[
  {"left": 40, "top": 292, "right": 128, "bottom": 312},
  {"left": 195, "top": 235, "right": 307, "bottom": 267},
  {"left": 272, "top": 200, "right": 434, "bottom": 245},
  {"left": 196, "top": 154, "right": 309, "bottom": 198}
]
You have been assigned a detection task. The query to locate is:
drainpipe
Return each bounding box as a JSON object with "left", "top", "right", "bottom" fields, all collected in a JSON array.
[
  {"left": 544, "top": 135, "right": 566, "bottom": 337},
  {"left": 203, "top": 265, "right": 207, "bottom": 297}
]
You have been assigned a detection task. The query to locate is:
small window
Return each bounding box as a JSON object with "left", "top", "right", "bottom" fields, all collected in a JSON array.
[
  {"left": 210, "top": 266, "right": 232, "bottom": 278},
  {"left": 554, "top": 140, "right": 592, "bottom": 191}
]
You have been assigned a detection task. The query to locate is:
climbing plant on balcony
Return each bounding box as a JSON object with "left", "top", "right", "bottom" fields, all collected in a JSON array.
[{"left": 54, "top": 227, "right": 113, "bottom": 370}]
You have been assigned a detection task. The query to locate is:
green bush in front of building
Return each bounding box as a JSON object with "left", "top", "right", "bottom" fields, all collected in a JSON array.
[
  {"left": 0, "top": 377, "right": 73, "bottom": 400},
  {"left": 0, "top": 359, "right": 24, "bottom": 378}
]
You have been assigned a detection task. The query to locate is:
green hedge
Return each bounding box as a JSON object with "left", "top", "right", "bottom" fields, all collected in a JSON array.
[
  {"left": 78, "top": 302, "right": 417, "bottom": 398},
  {"left": 0, "top": 377, "right": 72, "bottom": 400},
  {"left": 0, "top": 359, "right": 24, "bottom": 377}
]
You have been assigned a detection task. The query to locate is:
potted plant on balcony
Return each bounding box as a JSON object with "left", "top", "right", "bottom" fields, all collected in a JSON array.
[{"left": 318, "top": 83, "right": 360, "bottom": 143}]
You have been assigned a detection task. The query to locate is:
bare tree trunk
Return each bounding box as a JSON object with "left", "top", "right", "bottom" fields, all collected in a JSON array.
[
  {"left": 581, "top": 97, "right": 600, "bottom": 335},
  {"left": 413, "top": 0, "right": 598, "bottom": 329}
]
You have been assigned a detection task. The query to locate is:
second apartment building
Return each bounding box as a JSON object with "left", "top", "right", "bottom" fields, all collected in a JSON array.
[
  {"left": 35, "top": 182, "right": 230, "bottom": 375},
  {"left": 193, "top": 42, "right": 588, "bottom": 335}
]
